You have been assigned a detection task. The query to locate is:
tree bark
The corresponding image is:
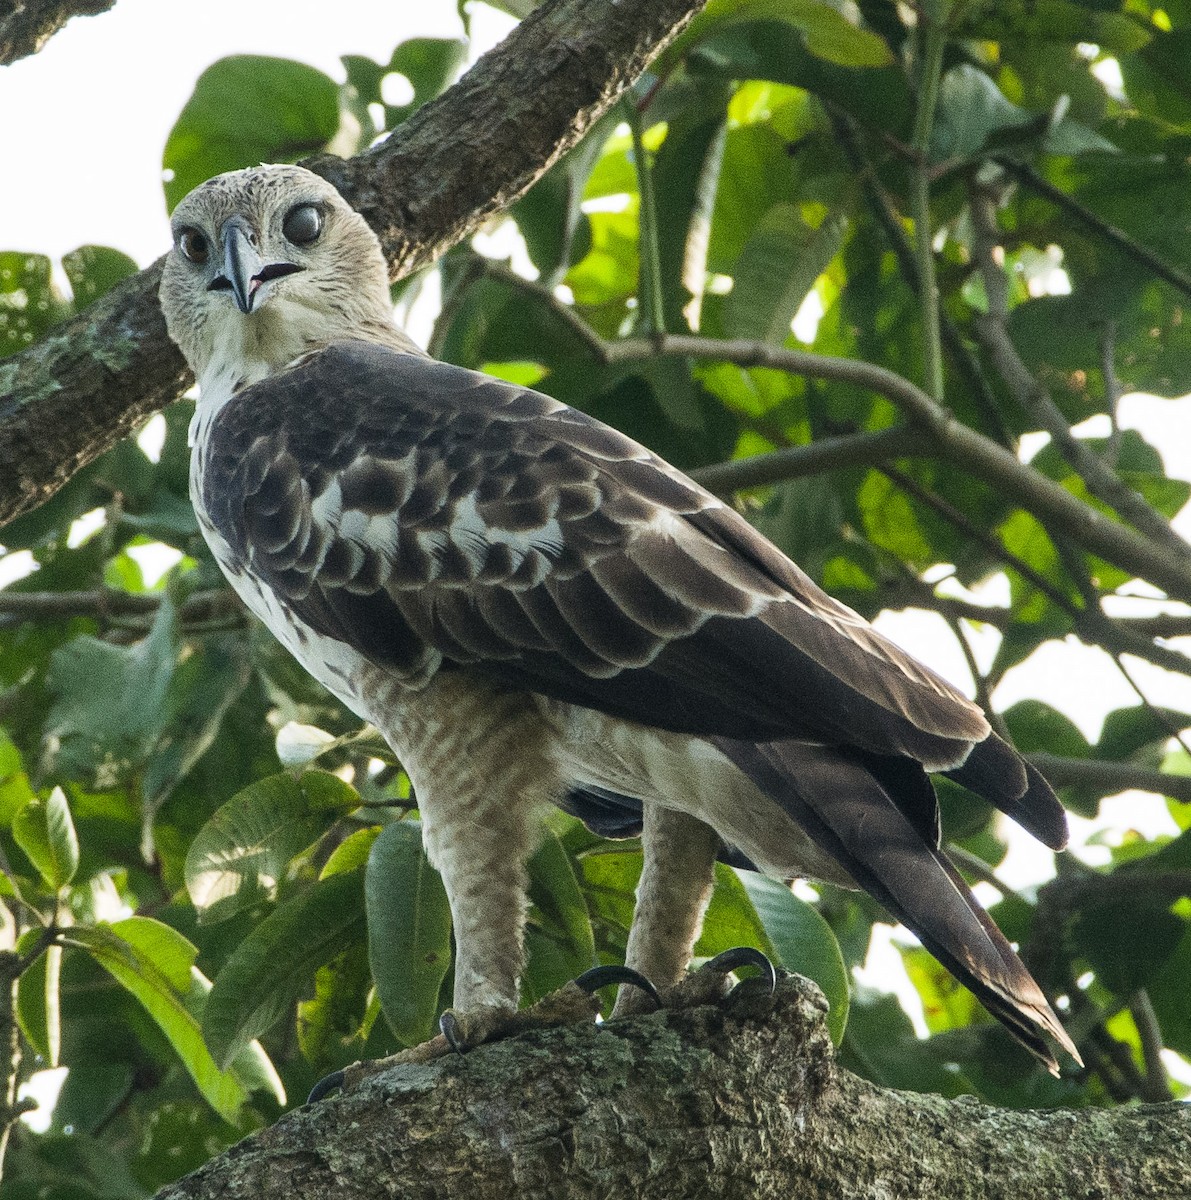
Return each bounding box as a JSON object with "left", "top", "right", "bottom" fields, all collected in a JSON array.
[
  {"left": 0, "top": 0, "right": 115, "bottom": 66},
  {"left": 152, "top": 975, "right": 1190, "bottom": 1200},
  {"left": 0, "top": 0, "right": 706, "bottom": 527}
]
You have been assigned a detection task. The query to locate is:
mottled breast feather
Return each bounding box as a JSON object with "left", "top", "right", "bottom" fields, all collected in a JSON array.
[{"left": 201, "top": 340, "right": 1001, "bottom": 766}]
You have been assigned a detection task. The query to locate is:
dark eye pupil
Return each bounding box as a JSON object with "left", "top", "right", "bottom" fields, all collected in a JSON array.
[
  {"left": 179, "top": 229, "right": 209, "bottom": 264},
  {"left": 283, "top": 205, "right": 322, "bottom": 245}
]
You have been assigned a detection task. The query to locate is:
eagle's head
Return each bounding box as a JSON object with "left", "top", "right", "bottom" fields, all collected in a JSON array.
[{"left": 160, "top": 165, "right": 400, "bottom": 389}]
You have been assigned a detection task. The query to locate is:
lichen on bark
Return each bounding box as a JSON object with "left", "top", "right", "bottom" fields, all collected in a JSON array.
[{"left": 153, "top": 976, "right": 1191, "bottom": 1200}]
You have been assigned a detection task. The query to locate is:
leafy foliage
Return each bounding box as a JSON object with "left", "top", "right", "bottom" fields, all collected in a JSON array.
[{"left": 4, "top": 0, "right": 1191, "bottom": 1191}]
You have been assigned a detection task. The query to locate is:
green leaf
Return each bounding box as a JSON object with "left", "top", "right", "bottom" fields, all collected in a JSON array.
[
  {"left": 0, "top": 251, "right": 72, "bottom": 357},
  {"left": 708, "top": 124, "right": 799, "bottom": 273},
  {"left": 1001, "top": 700, "right": 1091, "bottom": 759},
  {"left": 296, "top": 943, "right": 373, "bottom": 1064},
  {"left": 932, "top": 65, "right": 1033, "bottom": 162},
  {"left": 1097, "top": 705, "right": 1190, "bottom": 764},
  {"left": 1122, "top": 30, "right": 1191, "bottom": 134},
  {"left": 1146, "top": 925, "right": 1191, "bottom": 1057},
  {"left": 856, "top": 470, "right": 934, "bottom": 565},
  {"left": 902, "top": 945, "right": 981, "bottom": 1034},
  {"left": 738, "top": 873, "right": 849, "bottom": 1044},
  {"left": 12, "top": 786, "right": 79, "bottom": 888},
  {"left": 185, "top": 769, "right": 360, "bottom": 924},
  {"left": 839, "top": 987, "right": 972, "bottom": 1097},
  {"left": 578, "top": 849, "right": 641, "bottom": 934},
  {"left": 190, "top": 970, "right": 286, "bottom": 1109},
  {"left": 0, "top": 732, "right": 35, "bottom": 825},
  {"left": 44, "top": 597, "right": 179, "bottom": 783},
  {"left": 687, "top": 0, "right": 894, "bottom": 69},
  {"left": 15, "top": 931, "right": 61, "bottom": 1066},
  {"left": 688, "top": 23, "right": 911, "bottom": 137},
  {"left": 511, "top": 116, "right": 609, "bottom": 280},
  {"left": 69, "top": 918, "right": 250, "bottom": 1123},
  {"left": 955, "top": 0, "right": 1151, "bottom": 56},
  {"left": 163, "top": 56, "right": 343, "bottom": 212},
  {"left": 203, "top": 869, "right": 365, "bottom": 1068},
  {"left": 525, "top": 830, "right": 596, "bottom": 994},
  {"left": 322, "top": 824, "right": 382, "bottom": 878},
  {"left": 365, "top": 821, "right": 452, "bottom": 1046},
  {"left": 61, "top": 245, "right": 139, "bottom": 309},
  {"left": 725, "top": 202, "right": 847, "bottom": 343},
  {"left": 1070, "top": 899, "right": 1186, "bottom": 996},
  {"left": 143, "top": 637, "right": 253, "bottom": 807},
  {"left": 342, "top": 38, "right": 466, "bottom": 132},
  {"left": 696, "top": 862, "right": 774, "bottom": 959}
]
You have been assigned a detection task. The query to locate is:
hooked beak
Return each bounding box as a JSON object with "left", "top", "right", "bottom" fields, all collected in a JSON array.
[{"left": 208, "top": 217, "right": 302, "bottom": 314}]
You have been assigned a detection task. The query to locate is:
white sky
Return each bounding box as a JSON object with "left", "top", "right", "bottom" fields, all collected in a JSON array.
[
  {"left": 0, "top": 0, "right": 509, "bottom": 263},
  {"left": 5, "top": 0, "right": 1191, "bottom": 1114}
]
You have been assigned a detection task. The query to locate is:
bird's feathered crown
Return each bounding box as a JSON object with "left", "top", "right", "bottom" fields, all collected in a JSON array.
[{"left": 161, "top": 164, "right": 415, "bottom": 388}]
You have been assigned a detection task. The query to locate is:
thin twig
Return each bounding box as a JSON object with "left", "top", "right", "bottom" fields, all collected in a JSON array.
[
  {"left": 947, "top": 612, "right": 1007, "bottom": 736},
  {"left": 946, "top": 845, "right": 1031, "bottom": 907},
  {"left": 0, "top": 587, "right": 237, "bottom": 621},
  {"left": 1038, "top": 868, "right": 1191, "bottom": 908},
  {"left": 625, "top": 95, "right": 666, "bottom": 336},
  {"left": 690, "top": 428, "right": 931, "bottom": 494},
  {"left": 830, "top": 111, "right": 1011, "bottom": 443},
  {"left": 909, "top": 0, "right": 947, "bottom": 401},
  {"left": 1100, "top": 322, "right": 1123, "bottom": 470},
  {"left": 1054, "top": 537, "right": 1191, "bottom": 757},
  {"left": 972, "top": 314, "right": 1191, "bottom": 563},
  {"left": 997, "top": 159, "right": 1191, "bottom": 305},
  {"left": 1130, "top": 988, "right": 1175, "bottom": 1103},
  {"left": 472, "top": 255, "right": 1191, "bottom": 603},
  {"left": 1029, "top": 754, "right": 1191, "bottom": 804},
  {"left": 600, "top": 333, "right": 1191, "bottom": 603},
  {"left": 877, "top": 463, "right": 1077, "bottom": 611}
]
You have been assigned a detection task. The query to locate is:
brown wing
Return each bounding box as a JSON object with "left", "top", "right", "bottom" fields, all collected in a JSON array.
[{"left": 201, "top": 340, "right": 1063, "bottom": 841}]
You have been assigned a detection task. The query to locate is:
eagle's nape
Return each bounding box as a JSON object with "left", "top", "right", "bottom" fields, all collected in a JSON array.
[{"left": 159, "top": 164, "right": 1082, "bottom": 1092}]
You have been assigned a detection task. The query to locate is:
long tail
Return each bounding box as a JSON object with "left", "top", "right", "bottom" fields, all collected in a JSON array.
[{"left": 713, "top": 737, "right": 1081, "bottom": 1073}]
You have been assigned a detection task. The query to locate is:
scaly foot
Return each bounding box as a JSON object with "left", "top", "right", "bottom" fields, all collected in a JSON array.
[{"left": 307, "top": 965, "right": 660, "bottom": 1103}]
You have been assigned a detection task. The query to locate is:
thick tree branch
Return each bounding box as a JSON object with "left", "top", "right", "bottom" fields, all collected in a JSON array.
[
  {"left": 0, "top": 587, "right": 237, "bottom": 623},
  {"left": 460, "top": 254, "right": 1191, "bottom": 605},
  {"left": 0, "top": 0, "right": 706, "bottom": 526},
  {"left": 602, "top": 334, "right": 1191, "bottom": 602},
  {"left": 876, "top": 576, "right": 1191, "bottom": 640},
  {"left": 690, "top": 427, "right": 932, "bottom": 494},
  {"left": 1040, "top": 868, "right": 1191, "bottom": 911},
  {"left": 1030, "top": 753, "right": 1191, "bottom": 804},
  {"left": 971, "top": 312, "right": 1190, "bottom": 563},
  {"left": 152, "top": 976, "right": 1190, "bottom": 1200},
  {"left": 0, "top": 0, "right": 114, "bottom": 65}
]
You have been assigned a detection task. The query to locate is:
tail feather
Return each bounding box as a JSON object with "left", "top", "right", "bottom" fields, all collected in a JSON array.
[
  {"left": 945, "top": 734, "right": 1068, "bottom": 851},
  {"left": 713, "top": 737, "right": 1080, "bottom": 1072}
]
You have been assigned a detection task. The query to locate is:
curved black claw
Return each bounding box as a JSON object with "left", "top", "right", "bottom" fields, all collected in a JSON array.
[
  {"left": 439, "top": 1009, "right": 468, "bottom": 1055},
  {"left": 704, "top": 946, "right": 777, "bottom": 994},
  {"left": 307, "top": 1069, "right": 345, "bottom": 1105},
  {"left": 575, "top": 963, "right": 662, "bottom": 1009}
]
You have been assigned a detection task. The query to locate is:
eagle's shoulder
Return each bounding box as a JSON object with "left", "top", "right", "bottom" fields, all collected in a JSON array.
[{"left": 199, "top": 338, "right": 713, "bottom": 568}]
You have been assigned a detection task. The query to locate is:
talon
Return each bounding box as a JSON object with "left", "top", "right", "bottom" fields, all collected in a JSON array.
[
  {"left": 439, "top": 1010, "right": 467, "bottom": 1055},
  {"left": 704, "top": 946, "right": 777, "bottom": 994},
  {"left": 575, "top": 963, "right": 662, "bottom": 1009},
  {"left": 307, "top": 1069, "right": 345, "bottom": 1105}
]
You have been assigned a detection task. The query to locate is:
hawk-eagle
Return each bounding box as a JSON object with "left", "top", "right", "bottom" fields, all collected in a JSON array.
[{"left": 160, "top": 164, "right": 1079, "bottom": 1077}]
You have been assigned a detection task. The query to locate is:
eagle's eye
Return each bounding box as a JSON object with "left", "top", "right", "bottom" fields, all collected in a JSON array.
[
  {"left": 177, "top": 228, "right": 210, "bottom": 265},
  {"left": 283, "top": 204, "right": 323, "bottom": 246}
]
